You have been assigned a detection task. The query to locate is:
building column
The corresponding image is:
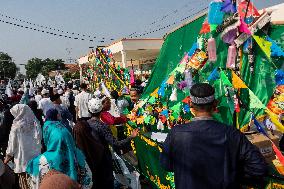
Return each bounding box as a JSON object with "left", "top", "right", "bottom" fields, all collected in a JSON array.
[{"left": 121, "top": 50, "right": 127, "bottom": 68}]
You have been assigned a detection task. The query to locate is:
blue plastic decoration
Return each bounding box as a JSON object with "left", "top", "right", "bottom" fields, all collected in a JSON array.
[
  {"left": 183, "top": 104, "right": 190, "bottom": 113},
  {"left": 188, "top": 43, "right": 198, "bottom": 57},
  {"left": 208, "top": 1, "right": 225, "bottom": 25},
  {"left": 275, "top": 69, "right": 284, "bottom": 86},
  {"left": 243, "top": 37, "right": 253, "bottom": 53},
  {"left": 253, "top": 116, "right": 268, "bottom": 137},
  {"left": 161, "top": 109, "right": 169, "bottom": 118},
  {"left": 266, "top": 37, "right": 284, "bottom": 57},
  {"left": 245, "top": 16, "right": 254, "bottom": 24},
  {"left": 208, "top": 67, "right": 220, "bottom": 81},
  {"left": 158, "top": 80, "right": 167, "bottom": 97},
  {"left": 221, "top": 0, "right": 237, "bottom": 14}
]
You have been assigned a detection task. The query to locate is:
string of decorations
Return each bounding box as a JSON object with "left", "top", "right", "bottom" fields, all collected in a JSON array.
[
  {"left": 130, "top": 6, "right": 208, "bottom": 38},
  {"left": 128, "top": 0, "right": 210, "bottom": 37},
  {"left": 0, "top": 12, "right": 112, "bottom": 41},
  {"left": 0, "top": 18, "right": 115, "bottom": 43}
]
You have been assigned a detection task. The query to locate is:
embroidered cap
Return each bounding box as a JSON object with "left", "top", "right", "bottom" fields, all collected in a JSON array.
[{"left": 190, "top": 83, "right": 215, "bottom": 105}]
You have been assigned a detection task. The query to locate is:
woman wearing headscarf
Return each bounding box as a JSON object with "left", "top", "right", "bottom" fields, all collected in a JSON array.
[
  {"left": 4, "top": 104, "right": 42, "bottom": 189},
  {"left": 72, "top": 120, "right": 104, "bottom": 189},
  {"left": 84, "top": 98, "right": 138, "bottom": 189},
  {"left": 26, "top": 109, "right": 92, "bottom": 189}
]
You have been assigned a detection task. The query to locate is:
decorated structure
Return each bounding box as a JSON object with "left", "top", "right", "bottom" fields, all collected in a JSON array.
[
  {"left": 126, "top": 1, "right": 284, "bottom": 188},
  {"left": 78, "top": 48, "right": 131, "bottom": 92}
]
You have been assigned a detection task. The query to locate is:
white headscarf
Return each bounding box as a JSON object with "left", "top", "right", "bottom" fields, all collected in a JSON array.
[
  {"left": 10, "top": 104, "right": 41, "bottom": 144},
  {"left": 10, "top": 104, "right": 37, "bottom": 130}
]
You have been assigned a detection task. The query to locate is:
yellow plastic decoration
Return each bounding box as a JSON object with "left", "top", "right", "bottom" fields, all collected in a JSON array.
[
  {"left": 232, "top": 71, "right": 248, "bottom": 89},
  {"left": 150, "top": 88, "right": 159, "bottom": 98},
  {"left": 266, "top": 110, "right": 284, "bottom": 133},
  {"left": 136, "top": 116, "right": 145, "bottom": 124},
  {"left": 253, "top": 35, "right": 272, "bottom": 58},
  {"left": 167, "top": 75, "right": 175, "bottom": 85}
]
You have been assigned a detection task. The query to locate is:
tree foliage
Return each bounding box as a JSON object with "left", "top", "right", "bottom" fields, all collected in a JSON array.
[
  {"left": 25, "top": 58, "right": 65, "bottom": 79},
  {"left": 0, "top": 52, "right": 18, "bottom": 79}
]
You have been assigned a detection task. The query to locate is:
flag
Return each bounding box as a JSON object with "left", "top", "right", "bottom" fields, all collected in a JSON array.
[
  {"left": 253, "top": 35, "right": 272, "bottom": 58},
  {"left": 253, "top": 116, "right": 268, "bottom": 137},
  {"left": 266, "top": 110, "right": 284, "bottom": 133},
  {"left": 248, "top": 89, "right": 266, "bottom": 109},
  {"left": 220, "top": 71, "right": 233, "bottom": 87},
  {"left": 208, "top": 67, "right": 220, "bottom": 81},
  {"left": 232, "top": 71, "right": 248, "bottom": 89},
  {"left": 150, "top": 88, "right": 159, "bottom": 98},
  {"left": 167, "top": 75, "right": 175, "bottom": 85}
]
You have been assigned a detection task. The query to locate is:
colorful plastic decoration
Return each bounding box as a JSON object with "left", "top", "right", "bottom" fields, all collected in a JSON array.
[
  {"left": 226, "top": 45, "right": 237, "bottom": 69},
  {"left": 233, "top": 94, "right": 240, "bottom": 113},
  {"left": 266, "top": 37, "right": 284, "bottom": 57},
  {"left": 187, "top": 49, "right": 208, "bottom": 70},
  {"left": 239, "top": 19, "right": 251, "bottom": 35},
  {"left": 275, "top": 70, "right": 284, "bottom": 86},
  {"left": 221, "top": 0, "right": 237, "bottom": 14},
  {"left": 188, "top": 43, "right": 198, "bottom": 57},
  {"left": 238, "top": 0, "right": 260, "bottom": 19},
  {"left": 207, "top": 37, "right": 217, "bottom": 62},
  {"left": 199, "top": 21, "right": 211, "bottom": 34},
  {"left": 184, "top": 69, "right": 193, "bottom": 89},
  {"left": 208, "top": 1, "right": 225, "bottom": 25},
  {"left": 169, "top": 88, "right": 177, "bottom": 101},
  {"left": 207, "top": 67, "right": 220, "bottom": 81},
  {"left": 177, "top": 80, "right": 188, "bottom": 90}
]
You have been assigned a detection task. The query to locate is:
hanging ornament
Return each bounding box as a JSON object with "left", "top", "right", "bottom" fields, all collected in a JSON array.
[
  {"left": 208, "top": 1, "right": 225, "bottom": 25},
  {"left": 238, "top": 0, "right": 260, "bottom": 19},
  {"left": 157, "top": 120, "right": 164, "bottom": 130},
  {"left": 239, "top": 19, "right": 251, "bottom": 35},
  {"left": 177, "top": 81, "right": 188, "bottom": 90},
  {"left": 199, "top": 21, "right": 211, "bottom": 34},
  {"left": 207, "top": 37, "right": 217, "bottom": 62},
  {"left": 130, "top": 69, "right": 135, "bottom": 85},
  {"left": 226, "top": 45, "right": 237, "bottom": 69},
  {"left": 221, "top": 0, "right": 237, "bottom": 14},
  {"left": 233, "top": 94, "right": 240, "bottom": 113},
  {"left": 169, "top": 88, "right": 178, "bottom": 101},
  {"left": 187, "top": 49, "right": 208, "bottom": 70},
  {"left": 248, "top": 48, "right": 255, "bottom": 74},
  {"left": 184, "top": 69, "right": 193, "bottom": 89}
]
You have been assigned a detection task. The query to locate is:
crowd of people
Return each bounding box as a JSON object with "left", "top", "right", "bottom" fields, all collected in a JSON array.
[
  {"left": 0, "top": 79, "right": 274, "bottom": 189},
  {"left": 0, "top": 81, "right": 141, "bottom": 189}
]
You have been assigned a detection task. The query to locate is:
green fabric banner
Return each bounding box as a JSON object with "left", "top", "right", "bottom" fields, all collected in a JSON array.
[
  {"left": 142, "top": 15, "right": 206, "bottom": 98},
  {"left": 133, "top": 20, "right": 284, "bottom": 188}
]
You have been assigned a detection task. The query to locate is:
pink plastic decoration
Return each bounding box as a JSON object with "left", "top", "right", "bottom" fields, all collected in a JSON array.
[
  {"left": 130, "top": 69, "right": 135, "bottom": 85},
  {"left": 226, "top": 45, "right": 237, "bottom": 69},
  {"left": 239, "top": 19, "right": 251, "bottom": 35},
  {"left": 207, "top": 37, "right": 217, "bottom": 62}
]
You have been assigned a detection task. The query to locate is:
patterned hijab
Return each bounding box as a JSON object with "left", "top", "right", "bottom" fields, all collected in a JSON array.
[{"left": 26, "top": 121, "right": 92, "bottom": 186}]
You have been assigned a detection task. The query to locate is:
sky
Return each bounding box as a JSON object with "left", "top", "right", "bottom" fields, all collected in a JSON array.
[{"left": 0, "top": 0, "right": 283, "bottom": 73}]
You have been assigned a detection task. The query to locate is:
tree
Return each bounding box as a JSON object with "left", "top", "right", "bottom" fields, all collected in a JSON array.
[
  {"left": 0, "top": 52, "right": 18, "bottom": 79},
  {"left": 25, "top": 58, "right": 66, "bottom": 79}
]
